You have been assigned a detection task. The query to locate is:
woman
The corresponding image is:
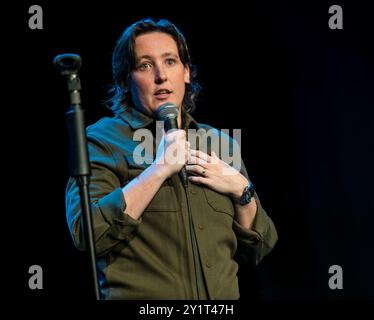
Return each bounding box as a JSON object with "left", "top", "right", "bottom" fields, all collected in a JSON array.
[{"left": 65, "top": 18, "right": 277, "bottom": 299}]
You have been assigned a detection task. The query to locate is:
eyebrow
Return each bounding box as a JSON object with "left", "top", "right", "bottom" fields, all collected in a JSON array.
[{"left": 136, "top": 52, "right": 179, "bottom": 61}]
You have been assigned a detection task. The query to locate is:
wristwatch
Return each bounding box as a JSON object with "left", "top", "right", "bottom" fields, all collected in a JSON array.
[{"left": 238, "top": 181, "right": 255, "bottom": 205}]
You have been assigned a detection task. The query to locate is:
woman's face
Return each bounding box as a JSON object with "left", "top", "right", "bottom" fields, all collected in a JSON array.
[{"left": 130, "top": 31, "right": 190, "bottom": 116}]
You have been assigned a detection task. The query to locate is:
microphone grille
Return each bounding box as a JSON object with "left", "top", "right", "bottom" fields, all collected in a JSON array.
[{"left": 155, "top": 103, "right": 179, "bottom": 120}]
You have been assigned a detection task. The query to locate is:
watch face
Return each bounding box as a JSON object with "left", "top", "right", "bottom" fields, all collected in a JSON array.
[
  {"left": 240, "top": 188, "right": 251, "bottom": 205},
  {"left": 245, "top": 192, "right": 251, "bottom": 202},
  {"left": 239, "top": 182, "right": 255, "bottom": 205},
  {"left": 249, "top": 183, "right": 255, "bottom": 197}
]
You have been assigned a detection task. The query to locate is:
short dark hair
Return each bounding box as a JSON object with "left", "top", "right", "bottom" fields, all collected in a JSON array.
[{"left": 108, "top": 18, "right": 200, "bottom": 115}]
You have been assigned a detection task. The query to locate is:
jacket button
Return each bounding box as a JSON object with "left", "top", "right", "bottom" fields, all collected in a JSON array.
[
  {"left": 198, "top": 224, "right": 204, "bottom": 230},
  {"left": 206, "top": 262, "right": 212, "bottom": 268},
  {"left": 190, "top": 188, "right": 197, "bottom": 195}
]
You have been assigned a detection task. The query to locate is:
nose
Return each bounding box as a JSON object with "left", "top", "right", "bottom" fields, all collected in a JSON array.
[{"left": 154, "top": 65, "right": 167, "bottom": 84}]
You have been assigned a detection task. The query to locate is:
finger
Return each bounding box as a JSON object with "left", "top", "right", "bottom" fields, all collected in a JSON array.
[
  {"left": 210, "top": 151, "right": 220, "bottom": 164},
  {"left": 190, "top": 149, "right": 213, "bottom": 162},
  {"left": 166, "top": 129, "right": 186, "bottom": 140},
  {"left": 188, "top": 175, "right": 209, "bottom": 185},
  {"left": 211, "top": 151, "right": 219, "bottom": 159},
  {"left": 187, "top": 155, "right": 208, "bottom": 166},
  {"left": 185, "top": 142, "right": 191, "bottom": 162},
  {"left": 185, "top": 164, "right": 206, "bottom": 176}
]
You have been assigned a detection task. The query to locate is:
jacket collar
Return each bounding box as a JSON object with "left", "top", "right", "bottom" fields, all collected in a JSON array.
[{"left": 119, "top": 105, "right": 199, "bottom": 130}]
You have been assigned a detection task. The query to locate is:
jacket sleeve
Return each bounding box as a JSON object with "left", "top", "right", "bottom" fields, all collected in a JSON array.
[
  {"left": 207, "top": 127, "right": 278, "bottom": 265},
  {"left": 232, "top": 193, "right": 278, "bottom": 265},
  {"left": 232, "top": 154, "right": 278, "bottom": 265},
  {"left": 65, "top": 134, "right": 141, "bottom": 257}
]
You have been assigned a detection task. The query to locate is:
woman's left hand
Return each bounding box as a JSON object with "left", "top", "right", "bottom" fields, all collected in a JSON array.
[{"left": 185, "top": 149, "right": 248, "bottom": 200}]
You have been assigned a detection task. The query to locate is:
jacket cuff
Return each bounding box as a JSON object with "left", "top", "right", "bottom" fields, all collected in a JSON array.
[
  {"left": 96, "top": 187, "right": 142, "bottom": 240},
  {"left": 232, "top": 196, "right": 268, "bottom": 246}
]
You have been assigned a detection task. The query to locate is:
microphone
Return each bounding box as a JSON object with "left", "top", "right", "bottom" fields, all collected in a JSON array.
[
  {"left": 53, "top": 53, "right": 82, "bottom": 75},
  {"left": 155, "top": 103, "right": 188, "bottom": 188}
]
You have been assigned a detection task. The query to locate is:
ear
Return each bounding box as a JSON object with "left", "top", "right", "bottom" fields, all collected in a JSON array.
[{"left": 184, "top": 64, "right": 190, "bottom": 84}]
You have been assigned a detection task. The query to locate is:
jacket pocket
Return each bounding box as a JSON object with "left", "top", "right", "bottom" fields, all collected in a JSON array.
[
  {"left": 145, "top": 179, "right": 177, "bottom": 212},
  {"left": 126, "top": 168, "right": 177, "bottom": 212},
  {"left": 203, "top": 187, "right": 235, "bottom": 217}
]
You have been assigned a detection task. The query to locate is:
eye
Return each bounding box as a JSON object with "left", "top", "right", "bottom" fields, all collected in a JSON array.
[
  {"left": 137, "top": 62, "right": 152, "bottom": 71},
  {"left": 166, "top": 58, "right": 177, "bottom": 65}
]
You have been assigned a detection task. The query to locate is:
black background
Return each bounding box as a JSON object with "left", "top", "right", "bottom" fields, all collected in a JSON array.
[{"left": 7, "top": 0, "right": 374, "bottom": 307}]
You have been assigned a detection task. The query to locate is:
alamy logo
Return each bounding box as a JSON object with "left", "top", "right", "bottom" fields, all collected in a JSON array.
[
  {"left": 133, "top": 122, "right": 242, "bottom": 175},
  {"left": 28, "top": 5, "right": 43, "bottom": 30},
  {"left": 28, "top": 265, "right": 43, "bottom": 290},
  {"left": 328, "top": 5, "right": 343, "bottom": 30},
  {"left": 328, "top": 265, "right": 343, "bottom": 290}
]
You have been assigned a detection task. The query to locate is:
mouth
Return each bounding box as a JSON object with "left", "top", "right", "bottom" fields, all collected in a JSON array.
[{"left": 154, "top": 89, "right": 173, "bottom": 99}]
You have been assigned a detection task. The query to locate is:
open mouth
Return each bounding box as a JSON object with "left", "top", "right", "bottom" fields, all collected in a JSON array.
[{"left": 154, "top": 89, "right": 172, "bottom": 98}]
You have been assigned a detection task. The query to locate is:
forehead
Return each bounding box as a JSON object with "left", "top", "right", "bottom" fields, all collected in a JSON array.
[{"left": 134, "top": 32, "right": 179, "bottom": 58}]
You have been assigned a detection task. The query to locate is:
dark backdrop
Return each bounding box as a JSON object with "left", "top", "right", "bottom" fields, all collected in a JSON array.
[{"left": 8, "top": 0, "right": 374, "bottom": 303}]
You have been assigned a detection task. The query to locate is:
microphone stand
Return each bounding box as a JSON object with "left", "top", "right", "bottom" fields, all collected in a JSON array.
[{"left": 54, "top": 53, "right": 101, "bottom": 300}]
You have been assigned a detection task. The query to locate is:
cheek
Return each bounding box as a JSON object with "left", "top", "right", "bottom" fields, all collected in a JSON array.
[
  {"left": 131, "top": 75, "right": 152, "bottom": 97},
  {"left": 178, "top": 75, "right": 188, "bottom": 93},
  {"left": 178, "top": 82, "right": 187, "bottom": 95},
  {"left": 184, "top": 70, "right": 190, "bottom": 84},
  {"left": 176, "top": 71, "right": 188, "bottom": 90},
  {"left": 132, "top": 75, "right": 148, "bottom": 90}
]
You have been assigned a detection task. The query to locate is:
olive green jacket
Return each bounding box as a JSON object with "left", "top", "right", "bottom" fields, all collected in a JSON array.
[{"left": 65, "top": 106, "right": 278, "bottom": 300}]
